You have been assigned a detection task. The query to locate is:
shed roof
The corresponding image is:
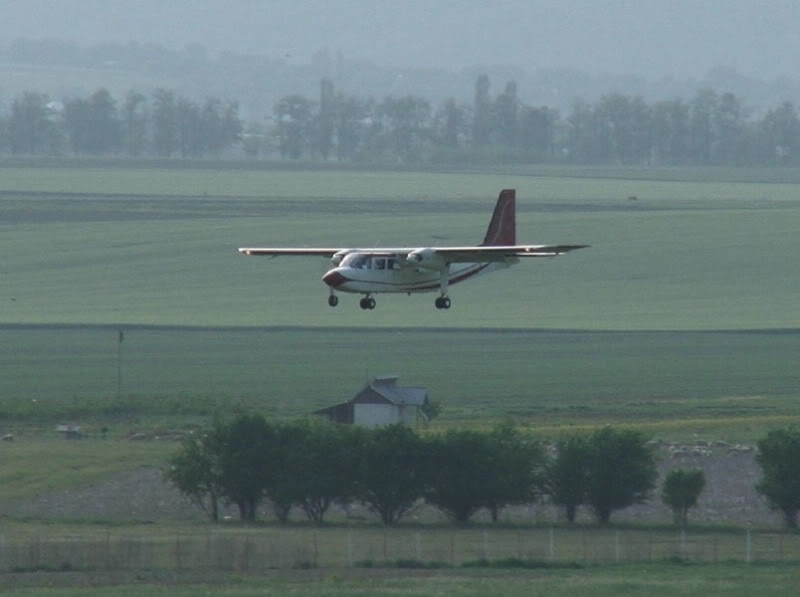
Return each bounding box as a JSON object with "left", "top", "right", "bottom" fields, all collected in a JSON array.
[{"left": 356, "top": 375, "right": 428, "bottom": 407}]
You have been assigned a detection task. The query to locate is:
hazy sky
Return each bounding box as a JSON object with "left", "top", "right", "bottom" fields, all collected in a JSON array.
[{"left": 3, "top": 0, "right": 798, "bottom": 78}]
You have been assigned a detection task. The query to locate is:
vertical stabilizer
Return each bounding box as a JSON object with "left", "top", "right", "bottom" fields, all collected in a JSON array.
[{"left": 481, "top": 189, "right": 516, "bottom": 246}]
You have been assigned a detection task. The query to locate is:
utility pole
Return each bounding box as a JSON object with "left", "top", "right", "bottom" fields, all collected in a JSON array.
[{"left": 117, "top": 329, "right": 124, "bottom": 399}]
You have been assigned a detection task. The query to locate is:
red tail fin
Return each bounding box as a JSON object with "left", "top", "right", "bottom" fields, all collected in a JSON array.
[{"left": 481, "top": 189, "right": 516, "bottom": 246}]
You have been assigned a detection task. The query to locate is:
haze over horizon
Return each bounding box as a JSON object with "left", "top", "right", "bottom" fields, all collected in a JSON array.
[{"left": 2, "top": 0, "right": 799, "bottom": 80}]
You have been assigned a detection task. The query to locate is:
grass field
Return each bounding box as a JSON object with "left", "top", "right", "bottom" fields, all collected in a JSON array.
[
  {"left": 3, "top": 165, "right": 800, "bottom": 330},
  {"left": 2, "top": 163, "right": 800, "bottom": 436},
  {"left": 2, "top": 326, "right": 800, "bottom": 437}
]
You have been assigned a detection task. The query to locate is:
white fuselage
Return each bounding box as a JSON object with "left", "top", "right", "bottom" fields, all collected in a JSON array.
[{"left": 322, "top": 255, "right": 513, "bottom": 294}]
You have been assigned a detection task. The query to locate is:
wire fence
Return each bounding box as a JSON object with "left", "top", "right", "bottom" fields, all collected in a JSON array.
[{"left": 1, "top": 527, "right": 798, "bottom": 572}]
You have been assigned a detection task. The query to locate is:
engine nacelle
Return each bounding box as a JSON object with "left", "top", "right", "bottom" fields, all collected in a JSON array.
[
  {"left": 406, "top": 248, "right": 444, "bottom": 270},
  {"left": 331, "top": 249, "right": 353, "bottom": 266}
]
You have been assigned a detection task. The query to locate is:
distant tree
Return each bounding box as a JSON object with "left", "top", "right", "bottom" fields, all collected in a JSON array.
[
  {"left": 8, "top": 92, "right": 60, "bottom": 154},
  {"left": 356, "top": 424, "right": 426, "bottom": 525},
  {"left": 760, "top": 102, "right": 800, "bottom": 165},
  {"left": 434, "top": 98, "right": 468, "bottom": 149},
  {"left": 274, "top": 94, "right": 315, "bottom": 159},
  {"left": 494, "top": 80, "right": 519, "bottom": 147},
  {"left": 756, "top": 428, "right": 800, "bottom": 529},
  {"left": 651, "top": 99, "right": 690, "bottom": 165},
  {"left": 152, "top": 88, "right": 179, "bottom": 157},
  {"left": 688, "top": 88, "right": 717, "bottom": 165},
  {"left": 519, "top": 105, "right": 558, "bottom": 159},
  {"left": 378, "top": 95, "right": 431, "bottom": 163},
  {"left": 661, "top": 468, "right": 706, "bottom": 526},
  {"left": 713, "top": 92, "right": 745, "bottom": 165},
  {"left": 544, "top": 435, "right": 591, "bottom": 523},
  {"left": 165, "top": 419, "right": 225, "bottom": 521},
  {"left": 585, "top": 427, "right": 657, "bottom": 524},
  {"left": 334, "top": 94, "right": 369, "bottom": 161},
  {"left": 63, "top": 88, "right": 121, "bottom": 155},
  {"left": 122, "top": 90, "right": 149, "bottom": 157},
  {"left": 472, "top": 74, "right": 492, "bottom": 146},
  {"left": 316, "top": 78, "right": 335, "bottom": 160},
  {"left": 176, "top": 96, "right": 201, "bottom": 158}
]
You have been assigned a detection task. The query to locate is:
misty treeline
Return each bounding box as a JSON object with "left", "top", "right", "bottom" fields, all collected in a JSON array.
[
  {"left": 270, "top": 77, "right": 800, "bottom": 167},
  {"left": 2, "top": 76, "right": 800, "bottom": 166},
  {"left": 167, "top": 415, "right": 662, "bottom": 526},
  {"left": 1, "top": 88, "right": 242, "bottom": 158}
]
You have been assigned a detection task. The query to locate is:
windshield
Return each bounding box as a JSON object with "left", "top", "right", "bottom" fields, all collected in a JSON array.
[{"left": 340, "top": 253, "right": 371, "bottom": 269}]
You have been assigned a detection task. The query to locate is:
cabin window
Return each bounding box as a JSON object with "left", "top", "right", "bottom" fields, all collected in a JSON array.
[
  {"left": 374, "top": 258, "right": 387, "bottom": 270},
  {"left": 387, "top": 258, "right": 398, "bottom": 270}
]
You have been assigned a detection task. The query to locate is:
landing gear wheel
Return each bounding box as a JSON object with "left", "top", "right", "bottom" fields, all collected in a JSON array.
[
  {"left": 367, "top": 297, "right": 376, "bottom": 309},
  {"left": 360, "top": 296, "right": 376, "bottom": 310},
  {"left": 435, "top": 296, "right": 451, "bottom": 309},
  {"left": 328, "top": 295, "right": 338, "bottom": 307}
]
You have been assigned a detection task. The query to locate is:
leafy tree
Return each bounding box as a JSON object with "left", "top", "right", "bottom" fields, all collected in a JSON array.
[
  {"left": 761, "top": 101, "right": 800, "bottom": 165},
  {"left": 435, "top": 98, "right": 468, "bottom": 149},
  {"left": 165, "top": 420, "right": 225, "bottom": 521},
  {"left": 544, "top": 435, "right": 591, "bottom": 523},
  {"left": 482, "top": 423, "right": 544, "bottom": 522},
  {"left": 424, "top": 429, "right": 494, "bottom": 523},
  {"left": 585, "top": 427, "right": 657, "bottom": 524},
  {"left": 287, "top": 421, "right": 362, "bottom": 524},
  {"left": 356, "top": 424, "right": 426, "bottom": 525},
  {"left": 217, "top": 413, "right": 274, "bottom": 521},
  {"left": 519, "top": 105, "right": 557, "bottom": 160},
  {"left": 756, "top": 428, "right": 800, "bottom": 529},
  {"left": 661, "top": 468, "right": 706, "bottom": 526}
]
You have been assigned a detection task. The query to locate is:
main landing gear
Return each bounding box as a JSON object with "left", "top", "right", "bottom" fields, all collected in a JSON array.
[
  {"left": 435, "top": 296, "right": 451, "bottom": 310},
  {"left": 359, "top": 295, "right": 376, "bottom": 310},
  {"left": 327, "top": 293, "right": 338, "bottom": 307}
]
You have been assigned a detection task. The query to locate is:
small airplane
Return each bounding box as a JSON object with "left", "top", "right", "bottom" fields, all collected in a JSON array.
[{"left": 239, "top": 189, "right": 588, "bottom": 310}]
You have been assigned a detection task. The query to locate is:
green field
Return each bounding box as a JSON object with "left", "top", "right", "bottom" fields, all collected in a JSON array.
[
  {"left": 3, "top": 165, "right": 800, "bottom": 330},
  {"left": 2, "top": 326, "right": 800, "bottom": 437}
]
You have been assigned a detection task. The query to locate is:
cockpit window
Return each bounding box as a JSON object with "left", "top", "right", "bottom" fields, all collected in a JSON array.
[{"left": 340, "top": 253, "right": 371, "bottom": 269}]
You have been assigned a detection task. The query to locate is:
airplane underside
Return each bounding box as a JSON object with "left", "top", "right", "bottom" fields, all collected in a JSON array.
[{"left": 323, "top": 261, "right": 510, "bottom": 310}]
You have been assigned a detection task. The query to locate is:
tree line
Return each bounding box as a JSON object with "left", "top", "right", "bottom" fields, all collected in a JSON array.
[
  {"left": 167, "top": 415, "right": 800, "bottom": 528},
  {"left": 1, "top": 88, "right": 242, "bottom": 158},
  {"left": 2, "top": 77, "right": 800, "bottom": 166}
]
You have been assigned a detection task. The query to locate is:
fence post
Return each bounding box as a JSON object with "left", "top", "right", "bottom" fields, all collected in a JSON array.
[
  {"left": 745, "top": 529, "right": 752, "bottom": 564},
  {"left": 347, "top": 530, "right": 353, "bottom": 567}
]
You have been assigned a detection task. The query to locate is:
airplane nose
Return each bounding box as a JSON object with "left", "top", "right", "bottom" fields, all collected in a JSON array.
[{"left": 322, "top": 269, "right": 348, "bottom": 288}]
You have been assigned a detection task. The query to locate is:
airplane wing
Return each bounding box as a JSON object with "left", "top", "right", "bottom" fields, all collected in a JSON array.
[
  {"left": 238, "top": 248, "right": 340, "bottom": 257},
  {"left": 432, "top": 244, "right": 590, "bottom": 262}
]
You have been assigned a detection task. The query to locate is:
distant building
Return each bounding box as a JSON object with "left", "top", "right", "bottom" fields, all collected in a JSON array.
[{"left": 314, "top": 375, "right": 429, "bottom": 428}]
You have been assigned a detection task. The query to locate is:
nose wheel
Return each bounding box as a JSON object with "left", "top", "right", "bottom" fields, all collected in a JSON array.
[
  {"left": 328, "top": 294, "right": 339, "bottom": 307},
  {"left": 359, "top": 296, "right": 376, "bottom": 310},
  {"left": 435, "top": 296, "right": 451, "bottom": 309}
]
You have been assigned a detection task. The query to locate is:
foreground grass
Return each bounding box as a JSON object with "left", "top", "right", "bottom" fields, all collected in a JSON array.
[{"left": 2, "top": 563, "right": 800, "bottom": 596}]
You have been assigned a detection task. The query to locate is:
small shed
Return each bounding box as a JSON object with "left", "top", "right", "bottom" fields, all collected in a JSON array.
[{"left": 314, "top": 375, "right": 429, "bottom": 428}]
